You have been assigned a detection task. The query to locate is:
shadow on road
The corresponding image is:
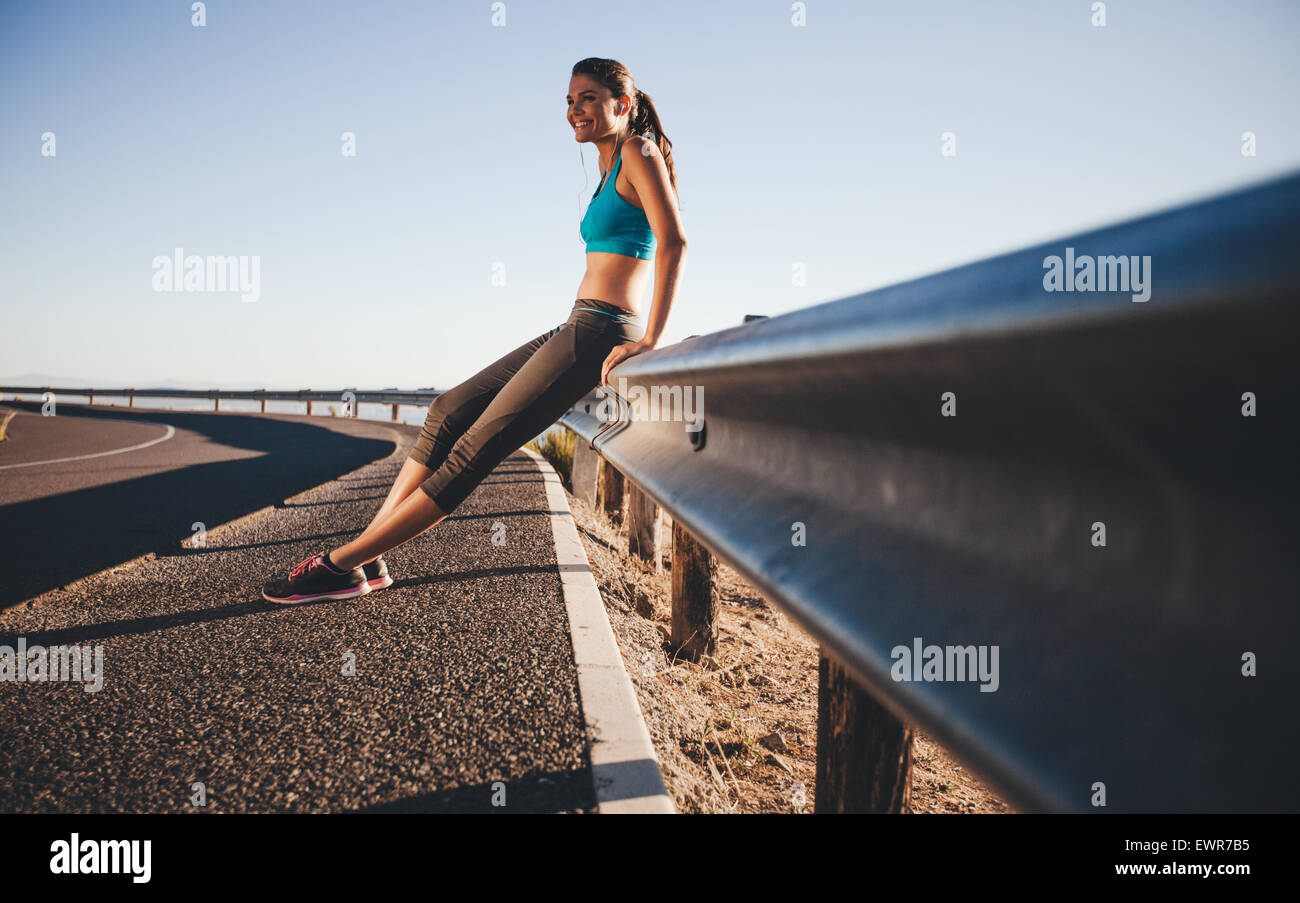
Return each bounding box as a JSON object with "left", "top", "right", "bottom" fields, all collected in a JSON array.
[
  {"left": 0, "top": 563, "right": 561, "bottom": 647},
  {"left": 0, "top": 403, "right": 396, "bottom": 608},
  {"left": 352, "top": 770, "right": 596, "bottom": 813}
]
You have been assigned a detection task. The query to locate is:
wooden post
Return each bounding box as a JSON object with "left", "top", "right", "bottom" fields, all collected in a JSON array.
[
  {"left": 391, "top": 403, "right": 400, "bottom": 422},
  {"left": 655, "top": 510, "right": 665, "bottom": 574},
  {"left": 815, "top": 652, "right": 914, "bottom": 813},
  {"left": 597, "top": 459, "right": 624, "bottom": 524},
  {"left": 307, "top": 401, "right": 313, "bottom": 416},
  {"left": 214, "top": 397, "right": 221, "bottom": 412},
  {"left": 670, "top": 522, "right": 717, "bottom": 659},
  {"left": 260, "top": 399, "right": 268, "bottom": 413},
  {"left": 572, "top": 438, "right": 599, "bottom": 506},
  {"left": 129, "top": 396, "right": 135, "bottom": 408},
  {"left": 627, "top": 482, "right": 659, "bottom": 563},
  {"left": 88, "top": 395, "right": 95, "bottom": 406}
]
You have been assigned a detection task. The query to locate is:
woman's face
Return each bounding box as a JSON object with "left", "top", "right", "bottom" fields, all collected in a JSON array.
[{"left": 567, "top": 74, "right": 628, "bottom": 144}]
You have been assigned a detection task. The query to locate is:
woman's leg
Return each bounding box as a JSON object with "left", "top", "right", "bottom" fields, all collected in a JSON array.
[
  {"left": 329, "top": 309, "right": 640, "bottom": 571},
  {"left": 264, "top": 304, "right": 639, "bottom": 604},
  {"left": 344, "top": 324, "right": 568, "bottom": 558},
  {"left": 332, "top": 479, "right": 449, "bottom": 570},
  {"left": 353, "top": 457, "right": 436, "bottom": 564}
]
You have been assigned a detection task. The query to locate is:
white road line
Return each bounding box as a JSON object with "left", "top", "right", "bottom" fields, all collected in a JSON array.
[
  {"left": 522, "top": 446, "right": 675, "bottom": 814},
  {"left": 0, "top": 419, "right": 177, "bottom": 470}
]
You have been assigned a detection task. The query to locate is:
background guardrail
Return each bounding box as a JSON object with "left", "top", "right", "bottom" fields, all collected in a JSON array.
[
  {"left": 561, "top": 171, "right": 1300, "bottom": 813},
  {"left": 0, "top": 387, "right": 442, "bottom": 420}
]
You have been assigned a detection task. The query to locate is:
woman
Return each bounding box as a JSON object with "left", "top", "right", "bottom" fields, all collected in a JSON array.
[{"left": 262, "top": 58, "right": 687, "bottom": 603}]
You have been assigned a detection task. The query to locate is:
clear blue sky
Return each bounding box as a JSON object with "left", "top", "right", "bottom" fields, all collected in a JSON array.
[{"left": 3, "top": 0, "right": 1297, "bottom": 391}]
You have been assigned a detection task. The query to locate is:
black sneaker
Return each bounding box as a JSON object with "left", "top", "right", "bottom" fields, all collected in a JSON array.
[
  {"left": 362, "top": 556, "right": 393, "bottom": 591},
  {"left": 262, "top": 552, "right": 371, "bottom": 604}
]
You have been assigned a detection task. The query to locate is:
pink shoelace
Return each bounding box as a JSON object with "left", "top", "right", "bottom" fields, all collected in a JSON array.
[{"left": 289, "top": 553, "right": 322, "bottom": 579}]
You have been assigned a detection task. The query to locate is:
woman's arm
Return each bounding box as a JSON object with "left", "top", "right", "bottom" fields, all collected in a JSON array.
[{"left": 600, "top": 136, "right": 688, "bottom": 385}]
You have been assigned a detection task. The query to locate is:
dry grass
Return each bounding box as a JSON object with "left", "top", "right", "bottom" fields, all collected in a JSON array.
[
  {"left": 527, "top": 427, "right": 574, "bottom": 486},
  {"left": 564, "top": 481, "right": 1010, "bottom": 814}
]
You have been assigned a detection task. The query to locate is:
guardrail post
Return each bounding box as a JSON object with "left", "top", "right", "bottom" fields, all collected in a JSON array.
[
  {"left": 88, "top": 394, "right": 95, "bottom": 406},
  {"left": 215, "top": 397, "right": 221, "bottom": 411},
  {"left": 391, "top": 403, "right": 400, "bottom": 422},
  {"left": 627, "top": 482, "right": 658, "bottom": 563},
  {"left": 260, "top": 399, "right": 267, "bottom": 413},
  {"left": 129, "top": 395, "right": 135, "bottom": 408},
  {"left": 670, "top": 522, "right": 717, "bottom": 659},
  {"left": 597, "top": 459, "right": 624, "bottom": 524},
  {"left": 307, "top": 401, "right": 313, "bottom": 416},
  {"left": 572, "top": 439, "right": 599, "bottom": 506},
  {"left": 815, "top": 652, "right": 914, "bottom": 813}
]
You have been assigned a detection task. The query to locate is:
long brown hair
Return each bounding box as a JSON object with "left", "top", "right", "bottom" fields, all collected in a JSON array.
[{"left": 571, "top": 57, "right": 678, "bottom": 195}]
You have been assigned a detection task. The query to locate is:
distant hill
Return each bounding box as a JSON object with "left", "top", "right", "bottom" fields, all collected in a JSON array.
[{"left": 0, "top": 373, "right": 98, "bottom": 387}]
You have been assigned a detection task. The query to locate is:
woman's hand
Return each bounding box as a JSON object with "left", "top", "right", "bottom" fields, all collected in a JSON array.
[{"left": 601, "top": 340, "right": 654, "bottom": 386}]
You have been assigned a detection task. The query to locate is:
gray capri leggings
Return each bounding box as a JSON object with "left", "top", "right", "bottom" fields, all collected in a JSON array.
[{"left": 411, "top": 297, "right": 644, "bottom": 515}]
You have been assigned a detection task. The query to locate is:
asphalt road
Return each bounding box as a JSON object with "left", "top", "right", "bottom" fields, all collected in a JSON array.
[
  {"left": 0, "top": 403, "right": 595, "bottom": 812},
  {"left": 0, "top": 403, "right": 397, "bottom": 608}
]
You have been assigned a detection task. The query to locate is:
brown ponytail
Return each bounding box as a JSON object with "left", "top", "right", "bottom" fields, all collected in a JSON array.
[{"left": 571, "top": 58, "right": 678, "bottom": 195}]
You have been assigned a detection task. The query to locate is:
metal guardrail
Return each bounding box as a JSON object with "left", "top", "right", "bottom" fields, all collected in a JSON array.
[
  {"left": 562, "top": 172, "right": 1300, "bottom": 813},
  {"left": 0, "top": 387, "right": 442, "bottom": 418}
]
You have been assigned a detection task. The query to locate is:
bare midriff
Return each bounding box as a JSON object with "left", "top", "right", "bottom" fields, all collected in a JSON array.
[{"left": 574, "top": 252, "right": 652, "bottom": 315}]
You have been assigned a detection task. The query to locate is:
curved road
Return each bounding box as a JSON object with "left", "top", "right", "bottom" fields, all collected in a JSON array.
[
  {"left": 0, "top": 402, "right": 597, "bottom": 812},
  {"left": 0, "top": 402, "right": 398, "bottom": 608},
  {"left": 0, "top": 416, "right": 176, "bottom": 471}
]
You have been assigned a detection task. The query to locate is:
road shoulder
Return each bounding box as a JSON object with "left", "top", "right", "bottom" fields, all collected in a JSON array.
[{"left": 523, "top": 447, "right": 674, "bottom": 814}]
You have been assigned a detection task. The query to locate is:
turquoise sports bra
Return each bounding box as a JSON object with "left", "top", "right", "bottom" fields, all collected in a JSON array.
[{"left": 580, "top": 149, "right": 656, "bottom": 261}]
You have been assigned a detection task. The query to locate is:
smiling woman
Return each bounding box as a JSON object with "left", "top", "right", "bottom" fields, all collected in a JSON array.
[
  {"left": 260, "top": 57, "right": 689, "bottom": 605},
  {"left": 568, "top": 58, "right": 685, "bottom": 328}
]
